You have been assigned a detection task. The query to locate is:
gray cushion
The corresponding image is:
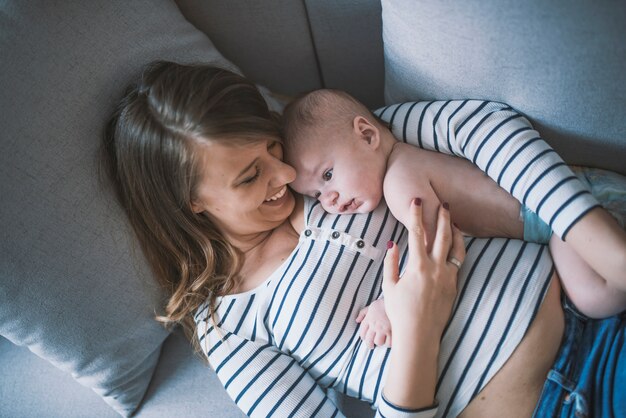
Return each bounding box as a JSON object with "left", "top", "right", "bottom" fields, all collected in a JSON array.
[
  {"left": 0, "top": 1, "right": 240, "bottom": 415},
  {"left": 382, "top": 0, "right": 626, "bottom": 174},
  {"left": 0, "top": 336, "right": 119, "bottom": 418},
  {"left": 0, "top": 330, "right": 246, "bottom": 418}
]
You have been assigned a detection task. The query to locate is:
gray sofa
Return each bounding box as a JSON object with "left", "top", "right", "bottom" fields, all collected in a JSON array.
[{"left": 1, "top": 1, "right": 624, "bottom": 417}]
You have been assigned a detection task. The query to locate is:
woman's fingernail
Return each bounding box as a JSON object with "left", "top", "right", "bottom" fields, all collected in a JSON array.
[
  {"left": 443, "top": 202, "right": 450, "bottom": 210},
  {"left": 413, "top": 197, "right": 422, "bottom": 206},
  {"left": 453, "top": 222, "right": 459, "bottom": 228},
  {"left": 387, "top": 241, "right": 394, "bottom": 249}
]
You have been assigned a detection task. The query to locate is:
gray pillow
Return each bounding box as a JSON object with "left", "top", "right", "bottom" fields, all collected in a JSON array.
[
  {"left": 382, "top": 0, "right": 626, "bottom": 175},
  {"left": 0, "top": 1, "right": 241, "bottom": 415}
]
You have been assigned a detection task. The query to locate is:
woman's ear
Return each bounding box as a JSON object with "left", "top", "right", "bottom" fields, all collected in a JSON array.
[
  {"left": 352, "top": 116, "right": 381, "bottom": 149},
  {"left": 190, "top": 200, "right": 204, "bottom": 214}
]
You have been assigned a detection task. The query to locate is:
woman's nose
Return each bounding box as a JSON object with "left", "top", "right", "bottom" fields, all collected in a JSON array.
[{"left": 272, "top": 159, "right": 297, "bottom": 186}]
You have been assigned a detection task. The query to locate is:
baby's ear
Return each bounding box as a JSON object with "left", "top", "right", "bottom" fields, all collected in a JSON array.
[{"left": 352, "top": 116, "right": 381, "bottom": 148}]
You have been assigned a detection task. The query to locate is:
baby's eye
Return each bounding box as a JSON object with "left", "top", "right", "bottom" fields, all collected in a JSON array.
[
  {"left": 314, "top": 191, "right": 321, "bottom": 199},
  {"left": 323, "top": 169, "right": 333, "bottom": 181}
]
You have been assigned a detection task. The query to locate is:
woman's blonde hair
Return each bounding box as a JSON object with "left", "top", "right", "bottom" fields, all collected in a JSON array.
[{"left": 102, "top": 61, "right": 281, "bottom": 350}]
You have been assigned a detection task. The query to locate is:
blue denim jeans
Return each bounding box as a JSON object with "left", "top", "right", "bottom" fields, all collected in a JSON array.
[{"left": 532, "top": 295, "right": 626, "bottom": 417}]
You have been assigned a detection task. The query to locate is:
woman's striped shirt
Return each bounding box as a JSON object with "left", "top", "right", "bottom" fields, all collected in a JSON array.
[{"left": 195, "top": 100, "right": 599, "bottom": 418}]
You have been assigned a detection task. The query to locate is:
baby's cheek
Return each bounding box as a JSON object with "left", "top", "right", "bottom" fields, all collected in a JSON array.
[
  {"left": 362, "top": 196, "right": 383, "bottom": 213},
  {"left": 287, "top": 181, "right": 306, "bottom": 195}
]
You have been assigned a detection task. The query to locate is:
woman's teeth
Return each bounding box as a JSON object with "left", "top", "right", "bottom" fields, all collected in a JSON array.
[{"left": 265, "top": 186, "right": 287, "bottom": 202}]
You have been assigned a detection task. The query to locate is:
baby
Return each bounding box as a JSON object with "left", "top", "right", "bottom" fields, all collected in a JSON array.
[{"left": 282, "top": 89, "right": 626, "bottom": 349}]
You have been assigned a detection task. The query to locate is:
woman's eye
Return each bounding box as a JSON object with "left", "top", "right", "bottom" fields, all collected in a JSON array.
[
  {"left": 242, "top": 168, "right": 260, "bottom": 184},
  {"left": 323, "top": 169, "right": 333, "bottom": 181}
]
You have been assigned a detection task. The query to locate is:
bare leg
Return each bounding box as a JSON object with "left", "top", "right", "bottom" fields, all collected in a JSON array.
[
  {"left": 562, "top": 207, "right": 626, "bottom": 292},
  {"left": 550, "top": 234, "right": 626, "bottom": 318}
]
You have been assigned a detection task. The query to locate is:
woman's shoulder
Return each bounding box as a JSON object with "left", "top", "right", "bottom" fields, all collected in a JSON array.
[{"left": 288, "top": 192, "right": 306, "bottom": 233}]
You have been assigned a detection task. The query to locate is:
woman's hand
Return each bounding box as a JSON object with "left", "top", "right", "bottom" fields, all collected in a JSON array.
[
  {"left": 380, "top": 198, "right": 465, "bottom": 411},
  {"left": 383, "top": 199, "right": 465, "bottom": 340}
]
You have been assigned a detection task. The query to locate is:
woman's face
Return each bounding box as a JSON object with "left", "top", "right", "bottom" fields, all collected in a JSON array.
[{"left": 191, "top": 138, "right": 297, "bottom": 241}]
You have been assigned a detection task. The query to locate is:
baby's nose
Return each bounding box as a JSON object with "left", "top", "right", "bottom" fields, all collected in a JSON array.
[{"left": 322, "top": 191, "right": 339, "bottom": 208}]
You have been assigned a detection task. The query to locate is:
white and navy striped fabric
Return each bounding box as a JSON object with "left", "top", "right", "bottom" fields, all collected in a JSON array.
[
  {"left": 196, "top": 100, "right": 599, "bottom": 418},
  {"left": 376, "top": 100, "right": 600, "bottom": 239}
]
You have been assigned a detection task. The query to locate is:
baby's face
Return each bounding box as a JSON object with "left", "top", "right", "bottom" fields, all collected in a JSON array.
[{"left": 286, "top": 134, "right": 386, "bottom": 214}]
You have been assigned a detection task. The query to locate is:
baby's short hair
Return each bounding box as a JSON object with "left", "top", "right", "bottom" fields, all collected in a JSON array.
[{"left": 282, "top": 89, "right": 381, "bottom": 150}]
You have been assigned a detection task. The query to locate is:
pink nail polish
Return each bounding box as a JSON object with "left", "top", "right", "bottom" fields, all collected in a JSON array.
[
  {"left": 443, "top": 202, "right": 450, "bottom": 210},
  {"left": 387, "top": 241, "right": 394, "bottom": 249},
  {"left": 413, "top": 197, "right": 422, "bottom": 206}
]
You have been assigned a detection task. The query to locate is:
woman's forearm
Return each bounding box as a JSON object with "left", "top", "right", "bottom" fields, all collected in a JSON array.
[
  {"left": 383, "top": 329, "right": 440, "bottom": 409},
  {"left": 379, "top": 203, "right": 465, "bottom": 415}
]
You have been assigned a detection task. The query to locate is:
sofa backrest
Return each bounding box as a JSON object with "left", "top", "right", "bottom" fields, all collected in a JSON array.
[
  {"left": 175, "top": 0, "right": 386, "bottom": 109},
  {"left": 382, "top": 0, "right": 626, "bottom": 174}
]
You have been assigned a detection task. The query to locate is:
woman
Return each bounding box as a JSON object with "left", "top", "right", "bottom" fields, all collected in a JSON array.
[{"left": 103, "top": 61, "right": 624, "bottom": 417}]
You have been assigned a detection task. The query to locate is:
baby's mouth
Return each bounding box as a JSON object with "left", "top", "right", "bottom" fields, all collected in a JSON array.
[{"left": 339, "top": 199, "right": 360, "bottom": 213}]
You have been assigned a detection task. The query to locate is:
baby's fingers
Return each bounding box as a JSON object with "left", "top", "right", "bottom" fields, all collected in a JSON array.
[
  {"left": 374, "top": 332, "right": 387, "bottom": 347},
  {"left": 365, "top": 330, "right": 376, "bottom": 350},
  {"left": 355, "top": 307, "right": 368, "bottom": 324},
  {"left": 359, "top": 323, "right": 370, "bottom": 342}
]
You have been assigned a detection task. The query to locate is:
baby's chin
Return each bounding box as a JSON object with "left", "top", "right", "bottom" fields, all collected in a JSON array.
[{"left": 353, "top": 200, "right": 377, "bottom": 214}]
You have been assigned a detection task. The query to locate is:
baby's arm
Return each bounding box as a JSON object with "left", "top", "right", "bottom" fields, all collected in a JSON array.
[
  {"left": 384, "top": 142, "right": 524, "bottom": 247},
  {"left": 377, "top": 101, "right": 626, "bottom": 290},
  {"left": 376, "top": 100, "right": 597, "bottom": 237},
  {"left": 356, "top": 156, "right": 439, "bottom": 349},
  {"left": 383, "top": 149, "right": 442, "bottom": 250}
]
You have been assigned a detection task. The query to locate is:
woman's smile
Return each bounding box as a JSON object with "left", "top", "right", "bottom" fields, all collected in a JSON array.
[{"left": 264, "top": 185, "right": 288, "bottom": 203}]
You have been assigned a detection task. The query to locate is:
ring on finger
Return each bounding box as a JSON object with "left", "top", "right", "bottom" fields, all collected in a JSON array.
[{"left": 447, "top": 256, "right": 462, "bottom": 269}]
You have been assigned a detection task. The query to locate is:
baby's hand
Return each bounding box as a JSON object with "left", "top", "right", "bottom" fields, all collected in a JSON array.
[{"left": 355, "top": 299, "right": 392, "bottom": 349}]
